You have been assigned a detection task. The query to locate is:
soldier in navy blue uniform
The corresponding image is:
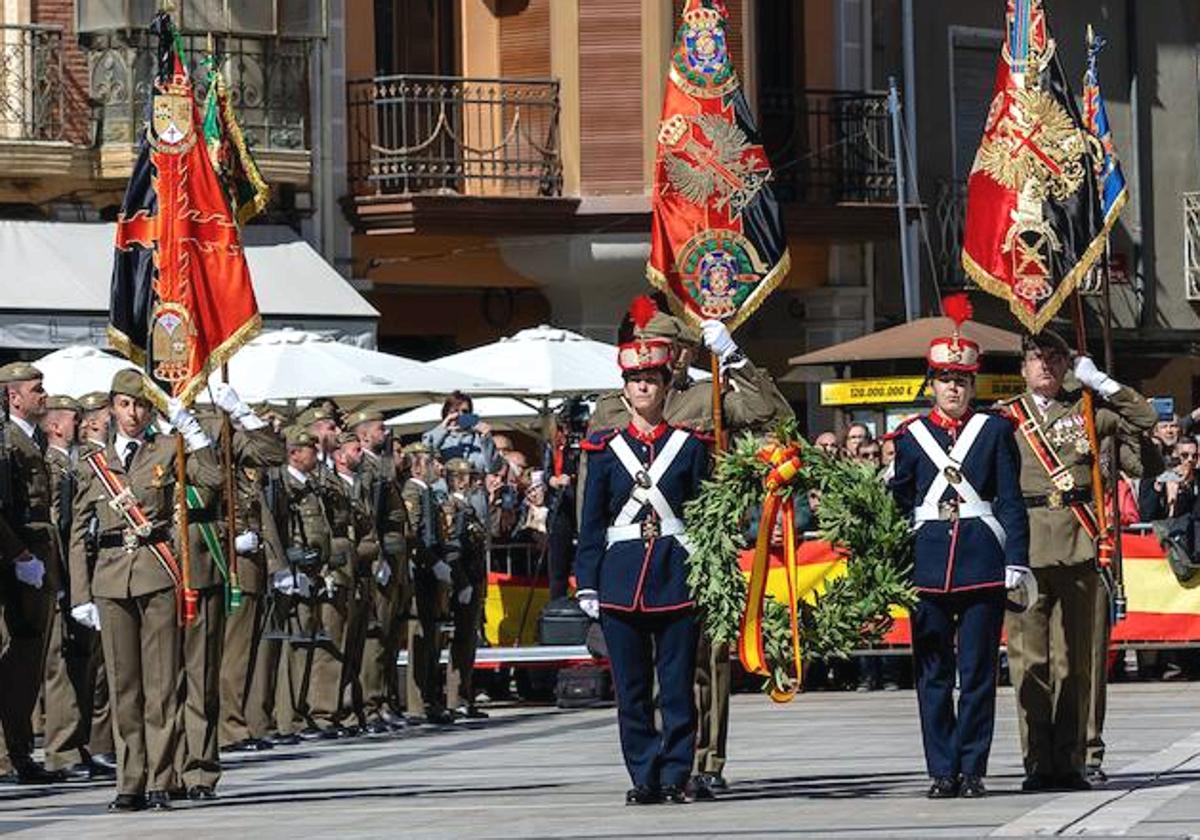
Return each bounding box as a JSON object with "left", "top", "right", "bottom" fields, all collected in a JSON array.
[
  {"left": 888, "top": 295, "right": 1035, "bottom": 799},
  {"left": 575, "top": 318, "right": 709, "bottom": 806}
]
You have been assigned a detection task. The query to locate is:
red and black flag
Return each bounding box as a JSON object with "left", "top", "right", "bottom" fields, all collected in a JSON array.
[
  {"left": 647, "top": 0, "right": 789, "bottom": 332},
  {"left": 960, "top": 0, "right": 1104, "bottom": 333},
  {"left": 109, "top": 12, "right": 261, "bottom": 406}
]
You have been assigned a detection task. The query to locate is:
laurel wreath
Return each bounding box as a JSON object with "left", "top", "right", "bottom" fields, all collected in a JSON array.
[{"left": 684, "top": 421, "right": 918, "bottom": 693}]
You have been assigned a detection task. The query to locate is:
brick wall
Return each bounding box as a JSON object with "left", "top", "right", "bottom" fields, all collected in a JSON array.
[{"left": 32, "top": 0, "right": 92, "bottom": 145}]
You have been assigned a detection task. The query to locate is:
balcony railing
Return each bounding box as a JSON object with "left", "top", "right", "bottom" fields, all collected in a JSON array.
[
  {"left": 87, "top": 31, "right": 308, "bottom": 150},
  {"left": 759, "top": 88, "right": 896, "bottom": 205},
  {"left": 347, "top": 74, "right": 562, "bottom": 198},
  {"left": 0, "top": 25, "right": 64, "bottom": 142},
  {"left": 1186, "top": 193, "right": 1200, "bottom": 301}
]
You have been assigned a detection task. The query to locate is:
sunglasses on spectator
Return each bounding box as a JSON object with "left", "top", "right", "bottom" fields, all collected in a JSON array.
[{"left": 1179, "top": 451, "right": 1198, "bottom": 461}]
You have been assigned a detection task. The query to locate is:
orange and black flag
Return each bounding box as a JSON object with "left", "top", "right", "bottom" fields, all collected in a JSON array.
[
  {"left": 109, "top": 12, "right": 261, "bottom": 406},
  {"left": 960, "top": 0, "right": 1104, "bottom": 334},
  {"left": 647, "top": 0, "right": 789, "bottom": 333}
]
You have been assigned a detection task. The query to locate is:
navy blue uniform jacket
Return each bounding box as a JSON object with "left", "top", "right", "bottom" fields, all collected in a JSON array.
[
  {"left": 575, "top": 424, "right": 709, "bottom": 611},
  {"left": 889, "top": 411, "right": 1030, "bottom": 593}
]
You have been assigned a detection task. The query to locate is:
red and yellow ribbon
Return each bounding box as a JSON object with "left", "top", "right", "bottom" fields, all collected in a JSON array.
[{"left": 738, "top": 443, "right": 804, "bottom": 703}]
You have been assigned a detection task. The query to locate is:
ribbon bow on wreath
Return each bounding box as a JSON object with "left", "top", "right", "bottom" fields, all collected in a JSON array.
[{"left": 739, "top": 443, "right": 804, "bottom": 702}]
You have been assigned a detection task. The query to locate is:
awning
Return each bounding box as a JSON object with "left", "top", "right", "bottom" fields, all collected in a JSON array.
[
  {"left": 786, "top": 316, "right": 1023, "bottom": 367},
  {"left": 0, "top": 221, "right": 379, "bottom": 350}
]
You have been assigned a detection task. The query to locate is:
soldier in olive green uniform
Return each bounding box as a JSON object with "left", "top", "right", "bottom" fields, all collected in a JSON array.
[
  {"left": 217, "top": 391, "right": 288, "bottom": 753},
  {"left": 68, "top": 370, "right": 221, "bottom": 811},
  {"left": 0, "top": 362, "right": 57, "bottom": 784},
  {"left": 273, "top": 426, "right": 333, "bottom": 738},
  {"left": 350, "top": 410, "right": 411, "bottom": 732},
  {"left": 403, "top": 441, "right": 454, "bottom": 724},
  {"left": 443, "top": 458, "right": 488, "bottom": 718},
  {"left": 585, "top": 301, "right": 793, "bottom": 798},
  {"left": 75, "top": 391, "right": 115, "bottom": 770},
  {"left": 40, "top": 395, "right": 111, "bottom": 780},
  {"left": 997, "top": 332, "right": 1157, "bottom": 792},
  {"left": 309, "top": 431, "right": 373, "bottom": 733}
]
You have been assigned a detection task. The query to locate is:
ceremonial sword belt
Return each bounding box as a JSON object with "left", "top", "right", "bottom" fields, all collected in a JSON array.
[
  {"left": 604, "top": 429, "right": 694, "bottom": 552},
  {"left": 909, "top": 414, "right": 1007, "bottom": 548},
  {"left": 1024, "top": 487, "right": 1093, "bottom": 511},
  {"left": 98, "top": 525, "right": 173, "bottom": 550}
]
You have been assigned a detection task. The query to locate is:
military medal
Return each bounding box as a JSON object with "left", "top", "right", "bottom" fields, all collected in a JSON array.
[{"left": 1075, "top": 437, "right": 1091, "bottom": 455}]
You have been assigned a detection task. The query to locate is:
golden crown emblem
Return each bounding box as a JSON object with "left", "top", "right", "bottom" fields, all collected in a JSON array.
[{"left": 683, "top": 6, "right": 721, "bottom": 31}]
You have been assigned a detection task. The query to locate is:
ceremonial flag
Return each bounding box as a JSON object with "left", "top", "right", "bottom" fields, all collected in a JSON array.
[
  {"left": 647, "top": 0, "right": 789, "bottom": 332},
  {"left": 202, "top": 56, "right": 271, "bottom": 227},
  {"left": 1083, "top": 25, "right": 1128, "bottom": 229},
  {"left": 960, "top": 0, "right": 1104, "bottom": 334},
  {"left": 109, "top": 13, "right": 261, "bottom": 407}
]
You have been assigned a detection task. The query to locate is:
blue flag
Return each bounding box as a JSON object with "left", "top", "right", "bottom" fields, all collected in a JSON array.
[{"left": 1083, "top": 25, "right": 1127, "bottom": 229}]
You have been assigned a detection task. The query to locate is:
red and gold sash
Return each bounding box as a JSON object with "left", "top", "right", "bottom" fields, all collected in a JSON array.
[
  {"left": 738, "top": 444, "right": 804, "bottom": 703},
  {"left": 83, "top": 449, "right": 188, "bottom": 623},
  {"left": 1007, "top": 397, "right": 1101, "bottom": 541}
]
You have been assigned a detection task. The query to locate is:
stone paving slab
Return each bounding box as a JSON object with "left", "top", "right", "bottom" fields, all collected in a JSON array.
[{"left": 2, "top": 684, "right": 1199, "bottom": 839}]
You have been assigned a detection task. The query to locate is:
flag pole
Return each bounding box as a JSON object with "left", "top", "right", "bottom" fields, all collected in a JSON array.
[
  {"left": 177, "top": 428, "right": 197, "bottom": 624},
  {"left": 1069, "top": 292, "right": 1110, "bottom": 542},
  {"left": 1099, "top": 242, "right": 1126, "bottom": 620},
  {"left": 710, "top": 353, "right": 724, "bottom": 453},
  {"left": 222, "top": 362, "right": 241, "bottom": 611}
]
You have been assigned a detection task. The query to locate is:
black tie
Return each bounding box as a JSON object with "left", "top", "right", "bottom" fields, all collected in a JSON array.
[
  {"left": 32, "top": 427, "right": 46, "bottom": 454},
  {"left": 123, "top": 440, "right": 139, "bottom": 472}
]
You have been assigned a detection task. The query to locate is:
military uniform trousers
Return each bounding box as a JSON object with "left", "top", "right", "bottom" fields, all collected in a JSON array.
[
  {"left": 1006, "top": 563, "right": 1099, "bottom": 777},
  {"left": 1087, "top": 570, "right": 1113, "bottom": 771},
  {"left": 175, "top": 584, "right": 225, "bottom": 789},
  {"left": 692, "top": 634, "right": 731, "bottom": 777},
  {"left": 88, "top": 644, "right": 114, "bottom": 757},
  {"left": 219, "top": 563, "right": 271, "bottom": 746},
  {"left": 41, "top": 604, "right": 102, "bottom": 770},
  {"left": 601, "top": 608, "right": 699, "bottom": 789},
  {"left": 446, "top": 583, "right": 483, "bottom": 711},
  {"left": 360, "top": 566, "right": 409, "bottom": 723},
  {"left": 97, "top": 589, "right": 181, "bottom": 795},
  {"left": 912, "top": 588, "right": 1006, "bottom": 779},
  {"left": 310, "top": 580, "right": 369, "bottom": 729},
  {"left": 406, "top": 568, "right": 448, "bottom": 715},
  {"left": 0, "top": 572, "right": 52, "bottom": 769}
]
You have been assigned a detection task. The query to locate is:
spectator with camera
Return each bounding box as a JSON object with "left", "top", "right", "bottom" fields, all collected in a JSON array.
[
  {"left": 1139, "top": 436, "right": 1200, "bottom": 522},
  {"left": 423, "top": 391, "right": 504, "bottom": 481}
]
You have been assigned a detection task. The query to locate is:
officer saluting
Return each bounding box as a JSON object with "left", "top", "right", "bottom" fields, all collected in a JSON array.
[
  {"left": 576, "top": 302, "right": 709, "bottom": 805},
  {"left": 888, "top": 296, "right": 1033, "bottom": 799}
]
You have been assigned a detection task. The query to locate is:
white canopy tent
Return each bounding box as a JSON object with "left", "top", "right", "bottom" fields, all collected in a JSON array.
[
  {"left": 34, "top": 346, "right": 138, "bottom": 398},
  {"left": 385, "top": 396, "right": 564, "bottom": 435},
  {"left": 0, "top": 221, "right": 379, "bottom": 349},
  {"left": 202, "top": 329, "right": 513, "bottom": 411},
  {"left": 430, "top": 324, "right": 708, "bottom": 398}
]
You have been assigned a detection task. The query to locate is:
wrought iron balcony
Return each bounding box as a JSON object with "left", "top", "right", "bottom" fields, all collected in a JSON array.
[
  {"left": 759, "top": 88, "right": 896, "bottom": 205},
  {"left": 0, "top": 25, "right": 65, "bottom": 142},
  {"left": 1186, "top": 193, "right": 1200, "bottom": 301},
  {"left": 347, "top": 74, "right": 563, "bottom": 198},
  {"left": 86, "top": 30, "right": 308, "bottom": 151}
]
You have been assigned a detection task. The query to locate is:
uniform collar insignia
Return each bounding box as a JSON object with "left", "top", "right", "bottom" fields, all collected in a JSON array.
[{"left": 626, "top": 421, "right": 669, "bottom": 445}]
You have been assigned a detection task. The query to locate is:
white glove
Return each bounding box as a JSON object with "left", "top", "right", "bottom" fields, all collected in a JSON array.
[
  {"left": 1005, "top": 565, "right": 1039, "bottom": 608},
  {"left": 700, "top": 319, "right": 739, "bottom": 363},
  {"left": 577, "top": 589, "right": 600, "bottom": 620},
  {"left": 271, "top": 569, "right": 311, "bottom": 597},
  {"left": 234, "top": 530, "right": 260, "bottom": 555},
  {"left": 1073, "top": 356, "right": 1120, "bottom": 399},
  {"left": 213, "top": 383, "right": 266, "bottom": 431},
  {"left": 71, "top": 602, "right": 101, "bottom": 631},
  {"left": 457, "top": 585, "right": 473, "bottom": 605},
  {"left": 14, "top": 554, "right": 45, "bottom": 589},
  {"left": 167, "top": 398, "right": 212, "bottom": 452},
  {"left": 374, "top": 561, "right": 392, "bottom": 587},
  {"left": 431, "top": 560, "right": 453, "bottom": 585}
]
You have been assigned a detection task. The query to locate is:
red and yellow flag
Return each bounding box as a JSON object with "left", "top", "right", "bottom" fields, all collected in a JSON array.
[
  {"left": 647, "top": 0, "right": 789, "bottom": 332},
  {"left": 109, "top": 13, "right": 261, "bottom": 406}
]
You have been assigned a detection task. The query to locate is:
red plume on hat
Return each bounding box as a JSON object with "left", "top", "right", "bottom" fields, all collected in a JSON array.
[
  {"left": 927, "top": 292, "right": 981, "bottom": 373},
  {"left": 629, "top": 295, "right": 658, "bottom": 331}
]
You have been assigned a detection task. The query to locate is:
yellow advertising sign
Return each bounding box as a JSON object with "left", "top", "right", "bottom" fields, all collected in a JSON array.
[{"left": 820, "top": 375, "right": 1024, "bottom": 406}]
